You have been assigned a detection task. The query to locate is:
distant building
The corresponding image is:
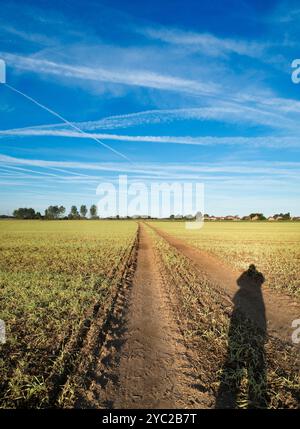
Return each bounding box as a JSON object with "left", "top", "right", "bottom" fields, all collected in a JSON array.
[{"left": 224, "top": 215, "right": 240, "bottom": 221}]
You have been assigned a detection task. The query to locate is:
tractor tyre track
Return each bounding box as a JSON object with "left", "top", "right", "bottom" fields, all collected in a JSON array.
[{"left": 79, "top": 223, "right": 212, "bottom": 409}]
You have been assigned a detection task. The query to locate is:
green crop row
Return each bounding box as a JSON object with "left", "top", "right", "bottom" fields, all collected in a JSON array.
[
  {"left": 0, "top": 220, "right": 137, "bottom": 408},
  {"left": 152, "top": 221, "right": 300, "bottom": 296}
]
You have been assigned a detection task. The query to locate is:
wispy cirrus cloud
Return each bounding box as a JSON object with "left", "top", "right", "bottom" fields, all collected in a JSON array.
[
  {"left": 138, "top": 26, "right": 268, "bottom": 59},
  {"left": 64, "top": 102, "right": 300, "bottom": 132},
  {"left": 2, "top": 96, "right": 300, "bottom": 147},
  {"left": 1, "top": 52, "right": 218, "bottom": 96},
  {"left": 1, "top": 25, "right": 58, "bottom": 47},
  {"left": 0, "top": 127, "right": 299, "bottom": 148},
  {"left": 1, "top": 30, "right": 297, "bottom": 134},
  {"left": 1, "top": 154, "right": 299, "bottom": 217},
  {"left": 3, "top": 46, "right": 299, "bottom": 139},
  {"left": 1, "top": 153, "right": 299, "bottom": 177}
]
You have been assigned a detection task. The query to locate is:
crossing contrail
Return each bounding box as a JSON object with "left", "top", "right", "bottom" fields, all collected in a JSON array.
[{"left": 4, "top": 82, "right": 132, "bottom": 163}]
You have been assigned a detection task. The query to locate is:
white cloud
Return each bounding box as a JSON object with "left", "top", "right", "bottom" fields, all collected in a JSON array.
[
  {"left": 1, "top": 154, "right": 299, "bottom": 177},
  {"left": 139, "top": 26, "right": 268, "bottom": 59},
  {"left": 0, "top": 127, "right": 299, "bottom": 148},
  {"left": 6, "top": 96, "right": 297, "bottom": 134},
  {"left": 1, "top": 25, "right": 57, "bottom": 46},
  {"left": 72, "top": 106, "right": 295, "bottom": 130},
  {"left": 1, "top": 52, "right": 218, "bottom": 96}
]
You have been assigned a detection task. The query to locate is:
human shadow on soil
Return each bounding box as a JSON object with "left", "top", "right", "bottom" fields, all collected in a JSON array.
[{"left": 215, "top": 264, "right": 268, "bottom": 409}]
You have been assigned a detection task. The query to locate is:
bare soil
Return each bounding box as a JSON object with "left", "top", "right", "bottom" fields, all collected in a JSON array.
[{"left": 79, "top": 224, "right": 212, "bottom": 408}]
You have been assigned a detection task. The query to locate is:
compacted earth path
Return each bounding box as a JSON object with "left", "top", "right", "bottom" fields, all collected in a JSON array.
[{"left": 80, "top": 224, "right": 212, "bottom": 409}]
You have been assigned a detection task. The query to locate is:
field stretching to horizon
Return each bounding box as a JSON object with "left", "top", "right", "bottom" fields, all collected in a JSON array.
[
  {"left": 0, "top": 219, "right": 300, "bottom": 408},
  {"left": 153, "top": 221, "right": 300, "bottom": 297}
]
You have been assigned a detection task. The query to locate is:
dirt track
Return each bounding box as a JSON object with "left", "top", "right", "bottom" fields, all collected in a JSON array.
[
  {"left": 78, "top": 222, "right": 300, "bottom": 409},
  {"left": 150, "top": 224, "right": 300, "bottom": 344},
  {"left": 80, "top": 224, "right": 212, "bottom": 408}
]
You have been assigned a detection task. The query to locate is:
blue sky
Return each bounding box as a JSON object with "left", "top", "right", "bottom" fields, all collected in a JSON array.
[{"left": 0, "top": 0, "right": 300, "bottom": 216}]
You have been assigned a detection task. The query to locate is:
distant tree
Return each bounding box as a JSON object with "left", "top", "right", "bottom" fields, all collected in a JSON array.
[
  {"left": 13, "top": 208, "right": 36, "bottom": 219},
  {"left": 35, "top": 211, "right": 42, "bottom": 219},
  {"left": 68, "top": 205, "right": 79, "bottom": 219},
  {"left": 184, "top": 214, "right": 195, "bottom": 220},
  {"left": 45, "top": 205, "right": 66, "bottom": 219},
  {"left": 274, "top": 212, "right": 291, "bottom": 220},
  {"left": 71, "top": 205, "right": 79, "bottom": 216},
  {"left": 59, "top": 206, "right": 66, "bottom": 217},
  {"left": 90, "top": 204, "right": 97, "bottom": 218},
  {"left": 80, "top": 205, "right": 88, "bottom": 218},
  {"left": 249, "top": 213, "right": 266, "bottom": 220}
]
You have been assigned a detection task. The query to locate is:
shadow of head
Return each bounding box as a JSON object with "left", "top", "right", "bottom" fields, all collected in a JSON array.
[{"left": 237, "top": 264, "right": 265, "bottom": 289}]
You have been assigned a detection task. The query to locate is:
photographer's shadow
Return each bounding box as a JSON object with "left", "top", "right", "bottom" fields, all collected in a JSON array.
[{"left": 216, "top": 264, "right": 268, "bottom": 408}]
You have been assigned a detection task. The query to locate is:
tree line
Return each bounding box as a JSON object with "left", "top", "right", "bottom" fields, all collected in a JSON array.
[
  {"left": 10, "top": 208, "right": 296, "bottom": 221},
  {"left": 247, "top": 212, "right": 291, "bottom": 220},
  {"left": 13, "top": 205, "right": 98, "bottom": 220}
]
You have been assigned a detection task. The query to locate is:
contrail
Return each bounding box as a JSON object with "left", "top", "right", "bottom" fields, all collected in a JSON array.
[{"left": 4, "top": 83, "right": 132, "bottom": 163}]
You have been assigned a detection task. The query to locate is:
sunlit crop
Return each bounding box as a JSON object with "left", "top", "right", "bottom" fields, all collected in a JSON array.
[
  {"left": 149, "top": 225, "right": 300, "bottom": 408},
  {"left": 0, "top": 220, "right": 137, "bottom": 408},
  {"left": 153, "top": 221, "right": 300, "bottom": 296}
]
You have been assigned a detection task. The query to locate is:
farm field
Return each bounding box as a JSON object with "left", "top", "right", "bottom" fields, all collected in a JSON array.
[
  {"left": 148, "top": 224, "right": 300, "bottom": 408},
  {"left": 0, "top": 220, "right": 137, "bottom": 407},
  {"left": 3, "top": 0, "right": 300, "bottom": 416},
  {"left": 1, "top": 219, "right": 300, "bottom": 409},
  {"left": 151, "top": 221, "right": 300, "bottom": 297}
]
